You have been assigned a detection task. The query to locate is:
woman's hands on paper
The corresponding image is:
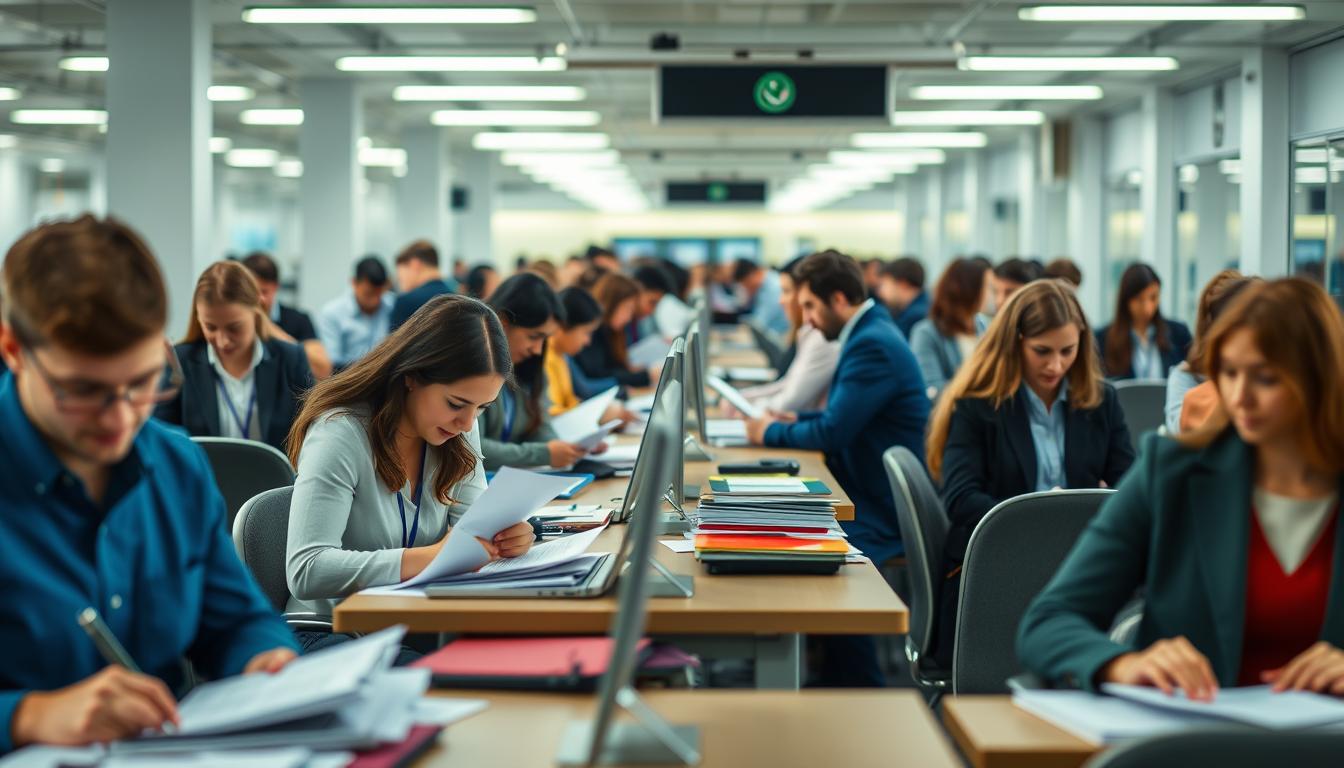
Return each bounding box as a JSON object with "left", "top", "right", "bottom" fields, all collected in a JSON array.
[
  {"left": 490, "top": 521, "right": 536, "bottom": 559},
  {"left": 1100, "top": 636, "right": 1219, "bottom": 701},
  {"left": 1263, "top": 642, "right": 1344, "bottom": 695}
]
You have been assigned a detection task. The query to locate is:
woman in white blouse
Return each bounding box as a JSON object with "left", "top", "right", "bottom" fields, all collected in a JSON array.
[
  {"left": 284, "top": 294, "right": 534, "bottom": 656},
  {"left": 731, "top": 258, "right": 839, "bottom": 414}
]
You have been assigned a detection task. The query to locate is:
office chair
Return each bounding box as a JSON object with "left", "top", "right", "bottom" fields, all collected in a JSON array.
[
  {"left": 1111, "top": 380, "right": 1168, "bottom": 453},
  {"left": 232, "top": 486, "right": 332, "bottom": 632},
  {"left": 193, "top": 437, "right": 295, "bottom": 531}
]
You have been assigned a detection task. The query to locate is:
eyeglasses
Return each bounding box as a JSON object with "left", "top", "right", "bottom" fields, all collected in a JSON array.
[{"left": 25, "top": 340, "right": 184, "bottom": 415}]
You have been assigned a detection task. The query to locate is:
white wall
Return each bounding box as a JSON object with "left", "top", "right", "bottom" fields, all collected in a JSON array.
[
  {"left": 1291, "top": 36, "right": 1344, "bottom": 139},
  {"left": 1105, "top": 108, "right": 1144, "bottom": 179}
]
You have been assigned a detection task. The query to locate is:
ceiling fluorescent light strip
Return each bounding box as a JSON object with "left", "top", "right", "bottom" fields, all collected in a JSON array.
[
  {"left": 337, "top": 56, "right": 565, "bottom": 72},
  {"left": 1019, "top": 4, "right": 1305, "bottom": 22},
  {"left": 910, "top": 85, "right": 1103, "bottom": 100},
  {"left": 960, "top": 56, "right": 1178, "bottom": 72},
  {"left": 243, "top": 6, "right": 537, "bottom": 24}
]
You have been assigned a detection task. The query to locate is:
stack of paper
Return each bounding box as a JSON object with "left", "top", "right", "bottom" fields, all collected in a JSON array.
[
  {"left": 1012, "top": 684, "right": 1344, "bottom": 746},
  {"left": 692, "top": 479, "right": 846, "bottom": 571},
  {"left": 551, "top": 387, "right": 624, "bottom": 452},
  {"left": 705, "top": 475, "right": 833, "bottom": 496},
  {"left": 705, "top": 418, "right": 751, "bottom": 447}
]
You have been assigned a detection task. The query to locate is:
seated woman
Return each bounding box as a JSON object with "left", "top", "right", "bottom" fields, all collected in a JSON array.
[
  {"left": 1019, "top": 278, "right": 1344, "bottom": 698},
  {"left": 156, "top": 261, "right": 313, "bottom": 452},
  {"left": 1164, "top": 270, "right": 1259, "bottom": 434},
  {"left": 1096, "top": 263, "right": 1192, "bottom": 380},
  {"left": 284, "top": 295, "right": 534, "bottom": 653},
  {"left": 926, "top": 279, "right": 1136, "bottom": 665},
  {"left": 546, "top": 287, "right": 638, "bottom": 423},
  {"left": 730, "top": 256, "right": 839, "bottom": 414},
  {"left": 573, "top": 273, "right": 655, "bottom": 389},
  {"left": 909, "top": 257, "right": 993, "bottom": 400},
  {"left": 477, "top": 273, "right": 585, "bottom": 471}
]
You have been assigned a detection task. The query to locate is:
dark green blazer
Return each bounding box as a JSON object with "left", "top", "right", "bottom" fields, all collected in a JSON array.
[{"left": 1017, "top": 430, "right": 1344, "bottom": 691}]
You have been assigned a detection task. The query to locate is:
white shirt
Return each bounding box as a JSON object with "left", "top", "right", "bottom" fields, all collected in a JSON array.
[
  {"left": 741, "top": 324, "right": 839, "bottom": 413},
  {"left": 837, "top": 298, "right": 876, "bottom": 349},
  {"left": 1253, "top": 487, "right": 1339, "bottom": 574},
  {"left": 653, "top": 293, "right": 695, "bottom": 338},
  {"left": 206, "top": 340, "right": 265, "bottom": 441}
]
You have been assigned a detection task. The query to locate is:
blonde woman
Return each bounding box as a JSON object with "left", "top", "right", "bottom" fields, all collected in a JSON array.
[
  {"left": 925, "top": 279, "right": 1135, "bottom": 664},
  {"left": 156, "top": 261, "right": 314, "bottom": 451}
]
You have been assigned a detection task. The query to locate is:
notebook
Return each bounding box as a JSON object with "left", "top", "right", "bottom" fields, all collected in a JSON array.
[
  {"left": 413, "top": 637, "right": 652, "bottom": 691},
  {"left": 706, "top": 475, "right": 832, "bottom": 496}
]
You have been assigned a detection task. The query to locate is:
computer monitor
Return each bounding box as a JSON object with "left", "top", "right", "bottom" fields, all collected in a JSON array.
[
  {"left": 614, "top": 339, "right": 685, "bottom": 524},
  {"left": 683, "top": 320, "right": 709, "bottom": 444},
  {"left": 554, "top": 382, "right": 701, "bottom": 767}
]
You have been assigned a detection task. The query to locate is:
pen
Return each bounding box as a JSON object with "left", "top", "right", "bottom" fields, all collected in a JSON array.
[
  {"left": 78, "top": 607, "right": 141, "bottom": 673},
  {"left": 79, "top": 607, "right": 179, "bottom": 734}
]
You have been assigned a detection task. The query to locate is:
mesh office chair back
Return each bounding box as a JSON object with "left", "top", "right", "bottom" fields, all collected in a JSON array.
[
  {"left": 1111, "top": 380, "right": 1167, "bottom": 452},
  {"left": 193, "top": 437, "right": 295, "bottom": 531},
  {"left": 231, "top": 486, "right": 295, "bottom": 613},
  {"left": 882, "top": 446, "right": 950, "bottom": 687},
  {"left": 1086, "top": 728, "right": 1343, "bottom": 768}
]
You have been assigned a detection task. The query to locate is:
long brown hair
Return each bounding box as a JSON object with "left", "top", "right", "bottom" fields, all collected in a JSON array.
[
  {"left": 183, "top": 261, "right": 270, "bottom": 344},
  {"left": 591, "top": 272, "right": 640, "bottom": 366},
  {"left": 1187, "top": 269, "right": 1259, "bottom": 367},
  {"left": 1179, "top": 278, "right": 1344, "bottom": 474},
  {"left": 927, "top": 279, "right": 1103, "bottom": 481},
  {"left": 929, "top": 258, "right": 989, "bottom": 337},
  {"left": 286, "top": 294, "right": 512, "bottom": 502},
  {"left": 1104, "top": 263, "right": 1171, "bottom": 376}
]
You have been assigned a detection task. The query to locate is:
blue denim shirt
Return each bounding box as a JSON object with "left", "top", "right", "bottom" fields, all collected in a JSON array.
[
  {"left": 1023, "top": 380, "right": 1068, "bottom": 492},
  {"left": 0, "top": 374, "right": 296, "bottom": 753}
]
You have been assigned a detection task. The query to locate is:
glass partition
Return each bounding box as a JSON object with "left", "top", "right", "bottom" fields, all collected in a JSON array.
[
  {"left": 1290, "top": 140, "right": 1337, "bottom": 303},
  {"left": 1103, "top": 169, "right": 1143, "bottom": 312},
  {"left": 1175, "top": 158, "right": 1240, "bottom": 323}
]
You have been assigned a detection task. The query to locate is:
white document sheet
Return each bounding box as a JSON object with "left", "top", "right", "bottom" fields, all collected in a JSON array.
[
  {"left": 705, "top": 419, "right": 748, "bottom": 440},
  {"left": 101, "top": 750, "right": 315, "bottom": 768},
  {"left": 627, "top": 335, "right": 672, "bottom": 369},
  {"left": 399, "top": 467, "right": 578, "bottom": 588},
  {"left": 725, "top": 366, "right": 775, "bottom": 383},
  {"left": 552, "top": 387, "right": 619, "bottom": 440},
  {"left": 660, "top": 539, "right": 696, "bottom": 554},
  {"left": 1103, "top": 683, "right": 1344, "bottom": 730},
  {"left": 624, "top": 393, "right": 656, "bottom": 412},
  {"left": 172, "top": 626, "right": 406, "bottom": 736},
  {"left": 413, "top": 698, "right": 490, "bottom": 726},
  {"left": 1012, "top": 689, "right": 1196, "bottom": 745},
  {"left": 707, "top": 375, "right": 763, "bottom": 419}
]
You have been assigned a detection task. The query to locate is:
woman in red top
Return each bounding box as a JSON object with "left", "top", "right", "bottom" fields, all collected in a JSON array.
[{"left": 1018, "top": 278, "right": 1344, "bottom": 699}]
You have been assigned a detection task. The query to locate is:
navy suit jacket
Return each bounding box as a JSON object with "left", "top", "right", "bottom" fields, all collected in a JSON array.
[
  {"left": 389, "top": 278, "right": 455, "bottom": 333},
  {"left": 892, "top": 290, "right": 930, "bottom": 339},
  {"left": 156, "top": 339, "right": 314, "bottom": 452},
  {"left": 764, "top": 306, "right": 930, "bottom": 562},
  {"left": 1094, "top": 319, "right": 1192, "bottom": 380}
]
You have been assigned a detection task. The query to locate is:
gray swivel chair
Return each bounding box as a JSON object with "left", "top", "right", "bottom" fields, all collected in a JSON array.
[
  {"left": 1086, "top": 729, "right": 1344, "bottom": 767},
  {"left": 1111, "top": 380, "right": 1168, "bottom": 452},
  {"left": 194, "top": 437, "right": 295, "bottom": 531},
  {"left": 953, "top": 489, "right": 1114, "bottom": 694},
  {"left": 882, "top": 446, "right": 951, "bottom": 701},
  {"left": 231, "top": 486, "right": 331, "bottom": 632}
]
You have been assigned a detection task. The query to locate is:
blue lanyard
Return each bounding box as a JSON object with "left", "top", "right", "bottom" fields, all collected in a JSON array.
[
  {"left": 500, "top": 391, "right": 516, "bottom": 443},
  {"left": 396, "top": 444, "right": 429, "bottom": 548},
  {"left": 212, "top": 372, "right": 257, "bottom": 440}
]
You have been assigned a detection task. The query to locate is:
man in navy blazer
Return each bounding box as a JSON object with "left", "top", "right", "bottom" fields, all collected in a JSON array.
[
  {"left": 745, "top": 250, "right": 930, "bottom": 687},
  {"left": 746, "top": 250, "right": 931, "bottom": 563}
]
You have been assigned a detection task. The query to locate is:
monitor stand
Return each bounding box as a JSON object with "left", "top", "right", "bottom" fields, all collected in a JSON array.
[
  {"left": 555, "top": 688, "right": 701, "bottom": 766},
  {"left": 684, "top": 434, "right": 714, "bottom": 462}
]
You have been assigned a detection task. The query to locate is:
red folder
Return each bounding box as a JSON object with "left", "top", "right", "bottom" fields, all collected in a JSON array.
[
  {"left": 411, "top": 636, "right": 651, "bottom": 691},
  {"left": 348, "top": 724, "right": 443, "bottom": 768}
]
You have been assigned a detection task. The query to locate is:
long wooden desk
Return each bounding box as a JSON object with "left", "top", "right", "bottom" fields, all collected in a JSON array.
[
  {"left": 942, "top": 696, "right": 1099, "bottom": 768},
  {"left": 417, "top": 690, "right": 962, "bottom": 767}
]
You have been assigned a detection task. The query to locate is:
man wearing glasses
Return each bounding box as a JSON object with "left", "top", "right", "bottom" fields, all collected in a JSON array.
[{"left": 0, "top": 216, "right": 298, "bottom": 752}]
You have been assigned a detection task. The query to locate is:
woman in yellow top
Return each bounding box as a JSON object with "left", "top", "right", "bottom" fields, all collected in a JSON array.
[{"left": 546, "top": 287, "right": 635, "bottom": 424}]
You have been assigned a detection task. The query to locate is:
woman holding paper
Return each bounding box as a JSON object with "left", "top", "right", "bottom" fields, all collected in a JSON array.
[
  {"left": 546, "top": 287, "right": 640, "bottom": 423},
  {"left": 477, "top": 273, "right": 589, "bottom": 471},
  {"left": 927, "top": 280, "right": 1135, "bottom": 666},
  {"left": 284, "top": 294, "right": 534, "bottom": 653},
  {"left": 573, "top": 272, "right": 656, "bottom": 389},
  {"left": 1019, "top": 278, "right": 1344, "bottom": 700}
]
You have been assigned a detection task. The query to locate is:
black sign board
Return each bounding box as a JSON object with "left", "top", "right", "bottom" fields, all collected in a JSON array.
[
  {"left": 657, "top": 65, "right": 888, "bottom": 120},
  {"left": 666, "top": 181, "right": 767, "bottom": 204}
]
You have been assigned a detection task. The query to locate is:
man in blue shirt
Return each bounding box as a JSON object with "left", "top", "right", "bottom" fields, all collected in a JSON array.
[
  {"left": 389, "top": 240, "right": 457, "bottom": 332},
  {"left": 317, "top": 255, "right": 394, "bottom": 370},
  {"left": 744, "top": 249, "right": 930, "bottom": 687},
  {"left": 731, "top": 259, "right": 791, "bottom": 338},
  {"left": 0, "top": 216, "right": 298, "bottom": 752}
]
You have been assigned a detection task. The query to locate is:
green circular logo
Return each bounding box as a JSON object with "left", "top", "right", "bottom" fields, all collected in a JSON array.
[
  {"left": 707, "top": 182, "right": 729, "bottom": 202},
  {"left": 753, "top": 71, "right": 796, "bottom": 115}
]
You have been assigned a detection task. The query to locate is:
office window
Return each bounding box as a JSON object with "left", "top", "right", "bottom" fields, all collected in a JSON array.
[{"left": 1290, "top": 140, "right": 1340, "bottom": 304}]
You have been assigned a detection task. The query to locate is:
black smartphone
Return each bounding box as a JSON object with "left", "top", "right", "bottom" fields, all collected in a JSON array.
[{"left": 716, "top": 458, "right": 800, "bottom": 476}]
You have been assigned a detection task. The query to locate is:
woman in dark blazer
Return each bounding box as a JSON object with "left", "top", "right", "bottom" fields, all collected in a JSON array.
[
  {"left": 573, "top": 272, "right": 653, "bottom": 389},
  {"left": 156, "top": 261, "right": 313, "bottom": 452},
  {"left": 926, "top": 279, "right": 1136, "bottom": 665},
  {"left": 1095, "top": 263, "right": 1192, "bottom": 380},
  {"left": 1020, "top": 278, "right": 1344, "bottom": 699}
]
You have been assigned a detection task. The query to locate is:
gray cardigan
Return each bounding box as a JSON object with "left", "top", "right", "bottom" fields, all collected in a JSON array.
[
  {"left": 909, "top": 315, "right": 989, "bottom": 399},
  {"left": 477, "top": 383, "right": 558, "bottom": 470},
  {"left": 285, "top": 408, "right": 486, "bottom": 618}
]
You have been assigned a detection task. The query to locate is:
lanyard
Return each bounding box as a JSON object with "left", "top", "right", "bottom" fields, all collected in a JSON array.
[
  {"left": 500, "top": 390, "right": 516, "bottom": 443},
  {"left": 396, "top": 443, "right": 429, "bottom": 548},
  {"left": 212, "top": 372, "right": 257, "bottom": 440}
]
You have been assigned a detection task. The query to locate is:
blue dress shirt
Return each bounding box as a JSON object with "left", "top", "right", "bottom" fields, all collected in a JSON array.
[
  {"left": 1130, "top": 326, "right": 1165, "bottom": 380},
  {"left": 0, "top": 374, "right": 296, "bottom": 753},
  {"left": 316, "top": 291, "right": 393, "bottom": 368},
  {"left": 748, "top": 270, "right": 792, "bottom": 337},
  {"left": 1022, "top": 381, "right": 1068, "bottom": 492}
]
